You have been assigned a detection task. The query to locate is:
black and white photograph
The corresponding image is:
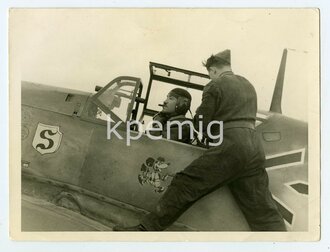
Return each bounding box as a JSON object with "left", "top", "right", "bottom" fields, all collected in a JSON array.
[{"left": 9, "top": 8, "right": 319, "bottom": 241}]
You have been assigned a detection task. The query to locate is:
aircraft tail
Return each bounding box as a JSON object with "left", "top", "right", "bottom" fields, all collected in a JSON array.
[{"left": 270, "top": 48, "right": 288, "bottom": 113}]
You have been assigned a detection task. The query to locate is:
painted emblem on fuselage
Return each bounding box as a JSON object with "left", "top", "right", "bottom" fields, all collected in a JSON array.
[
  {"left": 138, "top": 157, "right": 172, "bottom": 193},
  {"left": 32, "top": 123, "right": 63, "bottom": 155}
]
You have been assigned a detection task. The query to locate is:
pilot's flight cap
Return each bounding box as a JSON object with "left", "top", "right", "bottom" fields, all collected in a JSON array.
[{"left": 169, "top": 88, "right": 192, "bottom": 101}]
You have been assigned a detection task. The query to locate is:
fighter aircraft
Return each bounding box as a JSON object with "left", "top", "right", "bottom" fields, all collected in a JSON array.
[{"left": 21, "top": 49, "right": 308, "bottom": 231}]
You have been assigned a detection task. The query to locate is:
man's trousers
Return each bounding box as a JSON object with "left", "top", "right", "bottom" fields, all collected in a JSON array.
[{"left": 141, "top": 128, "right": 286, "bottom": 231}]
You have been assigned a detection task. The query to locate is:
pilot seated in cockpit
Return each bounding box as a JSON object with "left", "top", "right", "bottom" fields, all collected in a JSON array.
[{"left": 147, "top": 88, "right": 193, "bottom": 144}]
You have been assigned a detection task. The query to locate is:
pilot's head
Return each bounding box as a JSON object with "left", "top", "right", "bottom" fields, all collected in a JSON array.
[
  {"left": 161, "top": 88, "right": 192, "bottom": 116},
  {"left": 204, "top": 49, "right": 232, "bottom": 81}
]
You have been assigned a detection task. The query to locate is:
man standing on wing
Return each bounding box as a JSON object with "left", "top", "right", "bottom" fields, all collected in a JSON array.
[{"left": 114, "top": 49, "right": 286, "bottom": 231}]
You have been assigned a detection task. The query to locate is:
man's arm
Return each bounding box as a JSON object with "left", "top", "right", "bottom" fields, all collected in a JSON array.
[{"left": 193, "top": 84, "right": 219, "bottom": 133}]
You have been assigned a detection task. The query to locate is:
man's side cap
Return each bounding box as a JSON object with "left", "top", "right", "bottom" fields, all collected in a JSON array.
[{"left": 215, "top": 49, "right": 231, "bottom": 64}]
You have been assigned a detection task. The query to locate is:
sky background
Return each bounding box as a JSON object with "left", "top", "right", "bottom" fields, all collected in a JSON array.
[{"left": 10, "top": 9, "right": 319, "bottom": 121}]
